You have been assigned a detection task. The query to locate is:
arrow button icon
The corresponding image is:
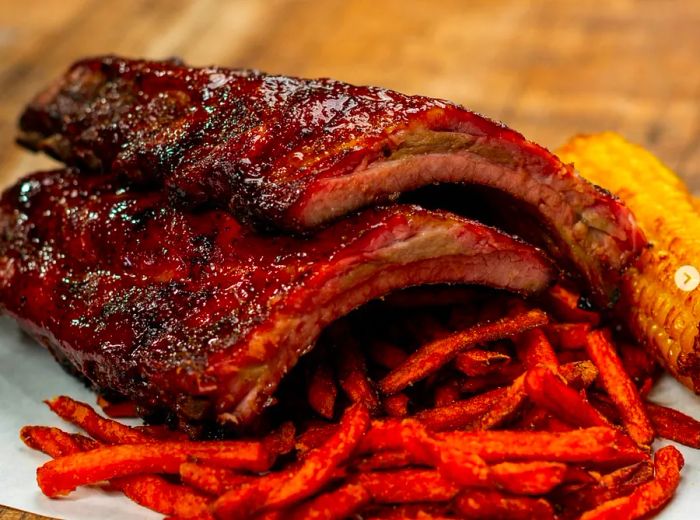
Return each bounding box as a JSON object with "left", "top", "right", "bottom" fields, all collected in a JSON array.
[{"left": 675, "top": 265, "right": 700, "bottom": 292}]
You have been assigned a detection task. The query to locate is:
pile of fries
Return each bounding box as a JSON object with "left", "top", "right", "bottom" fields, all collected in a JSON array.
[{"left": 19, "top": 283, "right": 700, "bottom": 519}]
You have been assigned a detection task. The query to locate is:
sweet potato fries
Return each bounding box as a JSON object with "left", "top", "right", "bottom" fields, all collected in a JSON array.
[{"left": 20, "top": 285, "right": 696, "bottom": 519}]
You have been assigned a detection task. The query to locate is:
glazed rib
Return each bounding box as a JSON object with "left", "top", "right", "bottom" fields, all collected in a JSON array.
[
  {"left": 17, "top": 56, "right": 645, "bottom": 302},
  {"left": 0, "top": 169, "right": 553, "bottom": 428}
]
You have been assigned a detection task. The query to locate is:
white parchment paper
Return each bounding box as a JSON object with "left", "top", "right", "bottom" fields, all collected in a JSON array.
[{"left": 0, "top": 315, "right": 698, "bottom": 519}]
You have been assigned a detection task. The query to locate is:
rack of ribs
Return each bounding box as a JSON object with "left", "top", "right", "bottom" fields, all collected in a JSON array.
[
  {"left": 0, "top": 169, "right": 553, "bottom": 429},
  {"left": 17, "top": 56, "right": 644, "bottom": 302}
]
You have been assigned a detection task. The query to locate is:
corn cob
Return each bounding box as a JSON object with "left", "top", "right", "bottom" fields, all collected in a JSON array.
[{"left": 557, "top": 132, "right": 700, "bottom": 392}]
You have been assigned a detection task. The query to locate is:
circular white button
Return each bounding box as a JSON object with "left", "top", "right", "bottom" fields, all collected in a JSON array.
[{"left": 675, "top": 265, "right": 700, "bottom": 292}]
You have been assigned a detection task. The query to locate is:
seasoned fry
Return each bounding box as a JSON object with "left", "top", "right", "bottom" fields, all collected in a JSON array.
[
  {"left": 460, "top": 362, "right": 524, "bottom": 393},
  {"left": 384, "top": 393, "right": 410, "bottom": 417},
  {"left": 490, "top": 461, "right": 568, "bottom": 495},
  {"left": 308, "top": 363, "right": 338, "bottom": 419},
  {"left": 515, "top": 328, "right": 558, "bottom": 369},
  {"left": 546, "top": 284, "right": 600, "bottom": 325},
  {"left": 618, "top": 341, "right": 658, "bottom": 383},
  {"left": 545, "top": 322, "right": 591, "bottom": 350},
  {"left": 524, "top": 366, "right": 608, "bottom": 427},
  {"left": 20, "top": 426, "right": 97, "bottom": 458},
  {"left": 435, "top": 427, "right": 647, "bottom": 465},
  {"left": 356, "top": 469, "right": 460, "bottom": 503},
  {"left": 379, "top": 309, "right": 548, "bottom": 394},
  {"left": 416, "top": 387, "right": 508, "bottom": 431},
  {"left": 432, "top": 379, "right": 462, "bottom": 407},
  {"left": 179, "top": 462, "right": 252, "bottom": 495},
  {"left": 214, "top": 403, "right": 369, "bottom": 518},
  {"left": 585, "top": 330, "right": 654, "bottom": 446},
  {"left": 45, "top": 396, "right": 150, "bottom": 444},
  {"left": 555, "top": 462, "right": 654, "bottom": 516},
  {"left": 352, "top": 450, "right": 413, "bottom": 472},
  {"left": 110, "top": 475, "right": 212, "bottom": 519},
  {"left": 264, "top": 421, "right": 296, "bottom": 456},
  {"left": 579, "top": 446, "right": 683, "bottom": 519},
  {"left": 295, "top": 423, "right": 337, "bottom": 455},
  {"left": 455, "top": 348, "right": 511, "bottom": 376},
  {"left": 647, "top": 402, "right": 700, "bottom": 448},
  {"left": 37, "top": 440, "right": 272, "bottom": 496},
  {"left": 468, "top": 375, "right": 527, "bottom": 430},
  {"left": 558, "top": 360, "right": 599, "bottom": 389},
  {"left": 335, "top": 340, "right": 381, "bottom": 414},
  {"left": 288, "top": 483, "right": 370, "bottom": 520},
  {"left": 454, "top": 489, "right": 555, "bottom": 519}
]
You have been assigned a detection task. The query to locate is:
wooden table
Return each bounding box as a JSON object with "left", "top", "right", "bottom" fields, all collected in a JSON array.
[{"left": 0, "top": 0, "right": 699, "bottom": 518}]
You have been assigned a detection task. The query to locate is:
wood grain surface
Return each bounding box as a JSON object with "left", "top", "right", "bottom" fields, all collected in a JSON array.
[{"left": 1, "top": 0, "right": 699, "bottom": 518}]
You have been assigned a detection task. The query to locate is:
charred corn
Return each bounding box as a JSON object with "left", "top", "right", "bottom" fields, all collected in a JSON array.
[{"left": 557, "top": 132, "right": 700, "bottom": 392}]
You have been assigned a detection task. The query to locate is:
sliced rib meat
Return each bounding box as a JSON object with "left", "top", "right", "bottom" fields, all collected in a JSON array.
[
  {"left": 0, "top": 169, "right": 553, "bottom": 428},
  {"left": 17, "top": 56, "right": 645, "bottom": 302}
]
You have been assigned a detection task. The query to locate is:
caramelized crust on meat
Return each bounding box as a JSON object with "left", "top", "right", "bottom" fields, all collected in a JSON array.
[
  {"left": 0, "top": 169, "right": 553, "bottom": 428},
  {"left": 18, "top": 56, "right": 645, "bottom": 302}
]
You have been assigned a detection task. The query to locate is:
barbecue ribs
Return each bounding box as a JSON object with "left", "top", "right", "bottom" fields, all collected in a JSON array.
[
  {"left": 17, "top": 56, "right": 645, "bottom": 301},
  {"left": 0, "top": 169, "right": 553, "bottom": 429}
]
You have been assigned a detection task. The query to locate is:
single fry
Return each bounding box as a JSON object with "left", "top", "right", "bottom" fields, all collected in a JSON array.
[
  {"left": 558, "top": 360, "right": 599, "bottom": 389},
  {"left": 110, "top": 474, "right": 212, "bottom": 519},
  {"left": 288, "top": 483, "right": 369, "bottom": 520},
  {"left": 515, "top": 328, "right": 558, "bottom": 369},
  {"left": 37, "top": 440, "right": 272, "bottom": 496},
  {"left": 647, "top": 402, "right": 700, "bottom": 448},
  {"left": 547, "top": 284, "right": 600, "bottom": 325},
  {"left": 263, "top": 421, "right": 296, "bottom": 456},
  {"left": 308, "top": 363, "right": 338, "bottom": 419},
  {"left": 432, "top": 379, "right": 462, "bottom": 407},
  {"left": 490, "top": 461, "right": 568, "bottom": 495},
  {"left": 524, "top": 366, "right": 608, "bottom": 427},
  {"left": 383, "top": 393, "right": 410, "bottom": 417},
  {"left": 20, "top": 426, "right": 97, "bottom": 458},
  {"left": 585, "top": 330, "right": 654, "bottom": 446},
  {"left": 435, "top": 427, "right": 647, "bottom": 465},
  {"left": 555, "top": 462, "right": 654, "bottom": 516},
  {"left": 45, "top": 396, "right": 150, "bottom": 444},
  {"left": 468, "top": 375, "right": 527, "bottom": 430},
  {"left": 214, "top": 403, "right": 369, "bottom": 518},
  {"left": 295, "top": 423, "right": 337, "bottom": 454},
  {"left": 455, "top": 348, "right": 511, "bottom": 376},
  {"left": 454, "top": 489, "right": 555, "bottom": 519},
  {"left": 416, "top": 387, "right": 508, "bottom": 431},
  {"left": 352, "top": 450, "right": 413, "bottom": 472},
  {"left": 356, "top": 469, "right": 460, "bottom": 503},
  {"left": 579, "top": 446, "right": 683, "bottom": 519},
  {"left": 336, "top": 340, "right": 381, "bottom": 414},
  {"left": 545, "top": 322, "right": 591, "bottom": 349},
  {"left": 460, "top": 362, "right": 524, "bottom": 393},
  {"left": 179, "top": 462, "right": 252, "bottom": 495},
  {"left": 379, "top": 309, "right": 547, "bottom": 394}
]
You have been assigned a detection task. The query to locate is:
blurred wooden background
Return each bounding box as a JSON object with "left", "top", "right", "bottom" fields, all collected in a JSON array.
[
  {"left": 0, "top": 0, "right": 699, "bottom": 517},
  {"left": 1, "top": 0, "right": 700, "bottom": 192}
]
